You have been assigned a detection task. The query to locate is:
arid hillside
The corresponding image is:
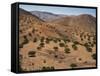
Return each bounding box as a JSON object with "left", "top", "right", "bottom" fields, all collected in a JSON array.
[{"left": 19, "top": 8, "right": 96, "bottom": 72}]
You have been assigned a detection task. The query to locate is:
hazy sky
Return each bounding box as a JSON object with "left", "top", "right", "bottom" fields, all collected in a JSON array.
[{"left": 19, "top": 4, "right": 96, "bottom": 17}]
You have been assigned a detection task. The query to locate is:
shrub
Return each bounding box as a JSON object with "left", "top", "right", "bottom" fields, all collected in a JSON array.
[
  {"left": 53, "top": 47, "right": 58, "bottom": 51},
  {"left": 33, "top": 37, "right": 37, "bottom": 42},
  {"left": 70, "top": 63, "right": 77, "bottom": 68},
  {"left": 32, "top": 28, "right": 35, "bottom": 33},
  {"left": 42, "top": 66, "right": 55, "bottom": 70},
  {"left": 45, "top": 40, "right": 50, "bottom": 44},
  {"left": 84, "top": 42, "right": 92, "bottom": 52},
  {"left": 81, "top": 38, "right": 83, "bottom": 41},
  {"left": 23, "top": 36, "right": 29, "bottom": 44},
  {"left": 41, "top": 37, "right": 45, "bottom": 42},
  {"left": 28, "top": 51, "right": 36, "bottom": 57},
  {"left": 86, "top": 47, "right": 92, "bottom": 52},
  {"left": 59, "top": 43, "right": 65, "bottom": 47},
  {"left": 62, "top": 38, "right": 67, "bottom": 43},
  {"left": 19, "top": 44, "right": 23, "bottom": 48},
  {"left": 40, "top": 42, "right": 44, "bottom": 47},
  {"left": 92, "top": 53, "right": 96, "bottom": 60},
  {"left": 74, "top": 41, "right": 79, "bottom": 45},
  {"left": 56, "top": 38, "right": 61, "bottom": 42},
  {"left": 64, "top": 48, "right": 70, "bottom": 54},
  {"left": 28, "top": 33, "right": 32, "bottom": 37},
  {"left": 93, "top": 41, "right": 96, "bottom": 44},
  {"left": 45, "top": 38, "right": 52, "bottom": 43},
  {"left": 91, "top": 44, "right": 94, "bottom": 47},
  {"left": 72, "top": 44, "right": 78, "bottom": 50},
  {"left": 84, "top": 43, "right": 90, "bottom": 47},
  {"left": 37, "top": 47, "right": 41, "bottom": 50},
  {"left": 53, "top": 39, "right": 58, "bottom": 43},
  {"left": 54, "top": 55, "right": 58, "bottom": 58},
  {"left": 88, "top": 36, "right": 91, "bottom": 41},
  {"left": 43, "top": 60, "right": 46, "bottom": 63},
  {"left": 66, "top": 39, "right": 70, "bottom": 42}
]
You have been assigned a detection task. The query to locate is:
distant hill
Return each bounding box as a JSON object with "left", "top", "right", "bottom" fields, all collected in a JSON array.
[{"left": 30, "top": 11, "right": 64, "bottom": 22}]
